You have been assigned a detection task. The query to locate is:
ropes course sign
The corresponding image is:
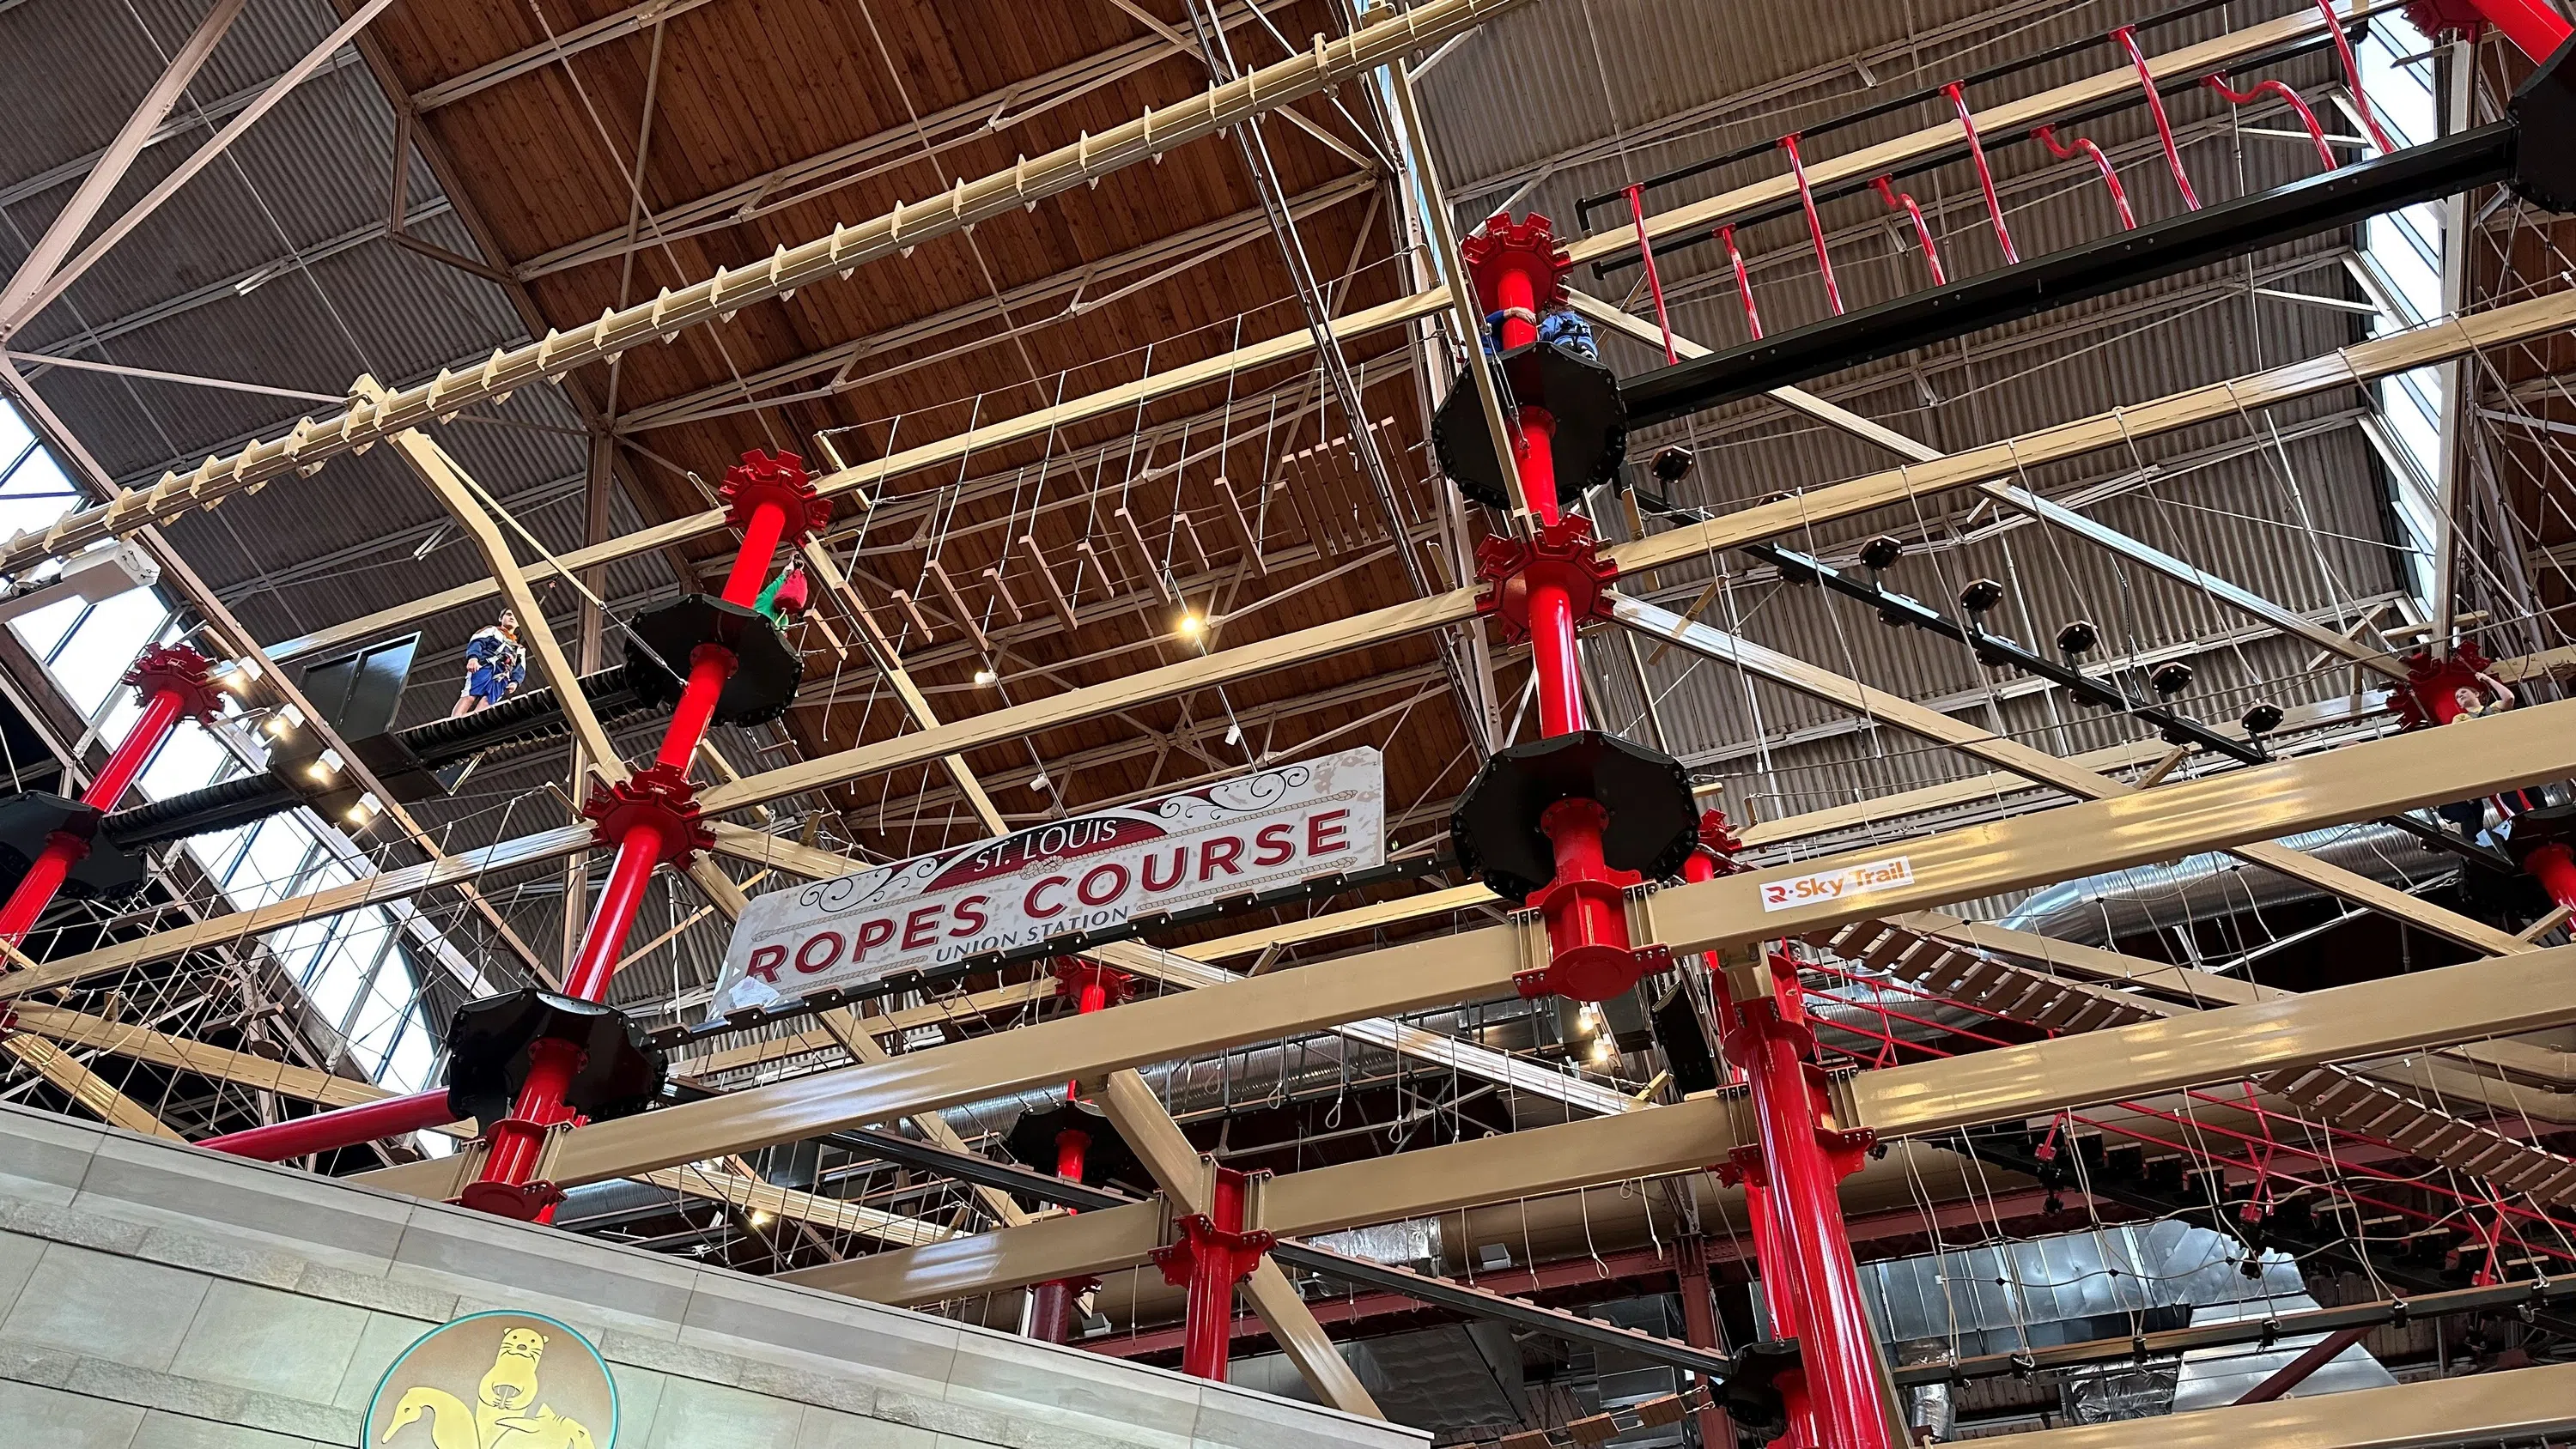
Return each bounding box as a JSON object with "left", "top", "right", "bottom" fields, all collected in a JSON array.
[{"left": 708, "top": 748, "right": 1385, "bottom": 1018}]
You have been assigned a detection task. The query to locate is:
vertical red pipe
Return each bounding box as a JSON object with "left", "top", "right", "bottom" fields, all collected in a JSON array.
[
  {"left": 2117, "top": 27, "right": 2202, "bottom": 209},
  {"left": 1946, "top": 83, "right": 2021, "bottom": 264},
  {"left": 1719, "top": 224, "right": 1765, "bottom": 340},
  {"left": 1181, "top": 1168, "right": 1249, "bottom": 1380},
  {"left": 0, "top": 680, "right": 191, "bottom": 948},
  {"left": 1625, "top": 185, "right": 1680, "bottom": 365},
  {"left": 2462, "top": 0, "right": 2573, "bottom": 60},
  {"left": 1031, "top": 963, "right": 1113, "bottom": 1343},
  {"left": 1780, "top": 135, "right": 1844, "bottom": 315},
  {"left": 2526, "top": 842, "right": 2576, "bottom": 914},
  {"left": 470, "top": 497, "right": 787, "bottom": 1198}
]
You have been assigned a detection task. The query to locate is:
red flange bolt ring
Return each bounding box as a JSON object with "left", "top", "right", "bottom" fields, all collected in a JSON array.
[
  {"left": 719, "top": 449, "right": 831, "bottom": 578},
  {"left": 1473, "top": 515, "right": 1618, "bottom": 646},
  {"left": 1460, "top": 211, "right": 1572, "bottom": 355},
  {"left": 125, "top": 644, "right": 224, "bottom": 725}
]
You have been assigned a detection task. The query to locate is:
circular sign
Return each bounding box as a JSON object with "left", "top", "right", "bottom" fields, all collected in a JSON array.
[{"left": 367, "top": 1310, "right": 617, "bottom": 1449}]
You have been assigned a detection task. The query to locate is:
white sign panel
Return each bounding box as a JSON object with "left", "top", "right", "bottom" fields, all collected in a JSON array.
[
  {"left": 1758, "top": 856, "right": 1915, "bottom": 913},
  {"left": 708, "top": 748, "right": 1384, "bottom": 1019}
]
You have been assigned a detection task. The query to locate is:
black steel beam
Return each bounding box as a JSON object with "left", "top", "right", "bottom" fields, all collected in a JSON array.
[
  {"left": 1743, "top": 541, "right": 2518, "bottom": 876},
  {"left": 1618, "top": 124, "right": 2517, "bottom": 430}
]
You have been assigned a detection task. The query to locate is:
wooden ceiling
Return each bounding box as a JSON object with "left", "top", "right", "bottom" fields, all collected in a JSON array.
[{"left": 352, "top": 0, "right": 1479, "bottom": 852}]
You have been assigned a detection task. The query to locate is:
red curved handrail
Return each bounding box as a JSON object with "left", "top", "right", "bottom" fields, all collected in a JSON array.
[
  {"left": 2205, "top": 74, "right": 2338, "bottom": 170},
  {"left": 2031, "top": 124, "right": 2138, "bottom": 230},
  {"left": 1869, "top": 176, "right": 1947, "bottom": 285}
]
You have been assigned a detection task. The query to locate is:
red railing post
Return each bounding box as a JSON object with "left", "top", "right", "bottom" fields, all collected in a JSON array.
[
  {"left": 1780, "top": 134, "right": 1845, "bottom": 315},
  {"left": 1624, "top": 184, "right": 1680, "bottom": 364},
  {"left": 2117, "top": 26, "right": 2203, "bottom": 209},
  {"left": 1944, "top": 82, "right": 2021, "bottom": 264},
  {"left": 1869, "top": 176, "right": 1947, "bottom": 285},
  {"left": 1719, "top": 223, "right": 1765, "bottom": 340},
  {"left": 2032, "top": 124, "right": 2140, "bottom": 229}
]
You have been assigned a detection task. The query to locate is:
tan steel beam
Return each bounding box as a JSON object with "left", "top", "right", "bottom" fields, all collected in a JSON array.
[
  {"left": 789, "top": 941, "right": 2576, "bottom": 1306},
  {"left": 0, "top": 0, "right": 1525, "bottom": 579},
  {"left": 633, "top": 1161, "right": 957, "bottom": 1249},
  {"left": 1095, "top": 1070, "right": 1384, "bottom": 1417},
  {"left": 343, "top": 700, "right": 2576, "bottom": 1202},
  {"left": 9, "top": 1003, "right": 403, "bottom": 1113},
  {"left": 814, "top": 1009, "right": 1033, "bottom": 1230},
  {"left": 1607, "top": 591, "right": 2530, "bottom": 955},
  {"left": 1998, "top": 1360, "right": 2576, "bottom": 1449},
  {"left": 1, "top": 1034, "right": 183, "bottom": 1140},
  {"left": 391, "top": 430, "right": 629, "bottom": 787}
]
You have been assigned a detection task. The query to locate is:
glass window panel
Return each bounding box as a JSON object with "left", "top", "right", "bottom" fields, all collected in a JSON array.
[
  {"left": 8, "top": 594, "right": 84, "bottom": 659},
  {"left": 380, "top": 1019, "right": 434, "bottom": 1094},
  {"left": 228, "top": 817, "right": 312, "bottom": 907},
  {"left": 0, "top": 446, "right": 79, "bottom": 539},
  {"left": 138, "top": 718, "right": 229, "bottom": 800},
  {"left": 50, "top": 591, "right": 169, "bottom": 714},
  {"left": 306, "top": 950, "right": 361, "bottom": 1030},
  {"left": 348, "top": 981, "right": 404, "bottom": 1076},
  {"left": 185, "top": 823, "right": 252, "bottom": 879}
]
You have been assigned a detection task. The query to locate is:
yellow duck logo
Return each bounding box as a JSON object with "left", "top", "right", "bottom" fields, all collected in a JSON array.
[{"left": 374, "top": 1316, "right": 611, "bottom": 1449}]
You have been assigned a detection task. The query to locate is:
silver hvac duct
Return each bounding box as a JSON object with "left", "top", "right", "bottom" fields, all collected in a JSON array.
[{"left": 1996, "top": 822, "right": 2454, "bottom": 947}]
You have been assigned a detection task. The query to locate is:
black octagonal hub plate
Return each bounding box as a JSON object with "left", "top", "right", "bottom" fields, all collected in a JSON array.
[
  {"left": 0, "top": 791, "right": 146, "bottom": 904},
  {"left": 444, "top": 989, "right": 667, "bottom": 1130},
  {"left": 1431, "top": 340, "right": 1629, "bottom": 512},
  {"left": 623, "top": 596, "right": 805, "bottom": 727},
  {"left": 1006, "top": 1100, "right": 1151, "bottom": 1197},
  {"left": 1450, "top": 731, "right": 1697, "bottom": 904}
]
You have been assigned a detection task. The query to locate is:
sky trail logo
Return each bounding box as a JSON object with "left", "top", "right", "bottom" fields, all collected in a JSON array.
[{"left": 1758, "top": 856, "right": 1915, "bottom": 913}]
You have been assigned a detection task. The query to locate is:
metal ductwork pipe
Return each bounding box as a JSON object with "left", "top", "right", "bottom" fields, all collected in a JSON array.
[{"left": 1997, "top": 822, "right": 2455, "bottom": 947}]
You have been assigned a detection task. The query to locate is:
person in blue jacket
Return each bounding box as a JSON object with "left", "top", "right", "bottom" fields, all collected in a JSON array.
[{"left": 449, "top": 609, "right": 528, "bottom": 717}]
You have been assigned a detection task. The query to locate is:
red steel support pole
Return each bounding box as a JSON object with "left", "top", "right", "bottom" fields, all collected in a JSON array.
[
  {"left": 1030, "top": 961, "right": 1117, "bottom": 1343},
  {"left": 2525, "top": 841, "right": 2576, "bottom": 914},
  {"left": 199, "top": 1087, "right": 458, "bottom": 1160},
  {"left": 1714, "top": 948, "right": 1892, "bottom": 1449},
  {"left": 1181, "top": 1167, "right": 1255, "bottom": 1380},
  {"left": 469, "top": 465, "right": 804, "bottom": 1203},
  {"left": 0, "top": 648, "right": 210, "bottom": 949}
]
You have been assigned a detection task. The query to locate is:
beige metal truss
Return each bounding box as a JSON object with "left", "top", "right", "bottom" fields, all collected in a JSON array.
[
  {"left": 339, "top": 698, "right": 2576, "bottom": 1203},
  {"left": 391, "top": 429, "right": 629, "bottom": 788},
  {"left": 783, "top": 941, "right": 2576, "bottom": 1306},
  {"left": 1994, "top": 1359, "right": 2576, "bottom": 1448},
  {"left": 0, "top": 1034, "right": 180, "bottom": 1140}
]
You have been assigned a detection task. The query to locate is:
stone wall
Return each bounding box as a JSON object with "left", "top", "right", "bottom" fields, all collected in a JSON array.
[{"left": 0, "top": 1103, "right": 1427, "bottom": 1449}]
